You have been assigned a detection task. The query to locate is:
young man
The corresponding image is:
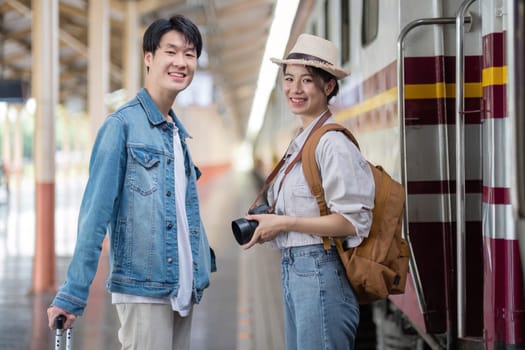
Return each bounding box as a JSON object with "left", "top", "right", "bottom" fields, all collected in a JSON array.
[{"left": 47, "top": 15, "right": 216, "bottom": 349}]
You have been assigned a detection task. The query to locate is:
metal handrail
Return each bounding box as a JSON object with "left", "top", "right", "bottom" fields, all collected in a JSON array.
[
  {"left": 508, "top": 1, "right": 525, "bottom": 219},
  {"left": 397, "top": 15, "right": 458, "bottom": 320},
  {"left": 508, "top": 0, "right": 525, "bottom": 302},
  {"left": 455, "top": 0, "right": 478, "bottom": 338}
]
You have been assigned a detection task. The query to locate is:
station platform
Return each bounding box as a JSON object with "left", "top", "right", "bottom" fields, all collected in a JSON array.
[{"left": 0, "top": 168, "right": 284, "bottom": 350}]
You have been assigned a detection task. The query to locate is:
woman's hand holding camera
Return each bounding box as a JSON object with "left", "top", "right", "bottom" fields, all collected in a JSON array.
[{"left": 242, "top": 213, "right": 285, "bottom": 250}]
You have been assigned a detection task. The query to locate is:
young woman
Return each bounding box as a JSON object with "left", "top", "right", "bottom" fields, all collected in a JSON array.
[{"left": 242, "top": 34, "right": 375, "bottom": 350}]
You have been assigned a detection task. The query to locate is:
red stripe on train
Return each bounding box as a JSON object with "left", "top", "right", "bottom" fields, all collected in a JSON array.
[
  {"left": 404, "top": 56, "right": 482, "bottom": 84},
  {"left": 482, "top": 32, "right": 506, "bottom": 68},
  {"left": 405, "top": 98, "right": 482, "bottom": 125},
  {"left": 483, "top": 85, "right": 507, "bottom": 119},
  {"left": 482, "top": 186, "right": 511, "bottom": 204},
  {"left": 408, "top": 182, "right": 511, "bottom": 205},
  {"left": 407, "top": 180, "right": 482, "bottom": 194}
]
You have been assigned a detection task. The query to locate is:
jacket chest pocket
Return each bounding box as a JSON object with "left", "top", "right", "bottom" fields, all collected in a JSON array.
[{"left": 128, "top": 146, "right": 161, "bottom": 195}]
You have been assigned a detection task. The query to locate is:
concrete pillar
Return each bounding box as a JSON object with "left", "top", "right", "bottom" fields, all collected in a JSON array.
[
  {"left": 31, "top": 0, "right": 58, "bottom": 293},
  {"left": 88, "top": 0, "right": 110, "bottom": 140},
  {"left": 124, "top": 1, "right": 141, "bottom": 99},
  {"left": 12, "top": 106, "right": 23, "bottom": 179},
  {"left": 1, "top": 104, "right": 11, "bottom": 175}
]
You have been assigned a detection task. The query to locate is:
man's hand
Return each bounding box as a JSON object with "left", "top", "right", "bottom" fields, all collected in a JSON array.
[{"left": 47, "top": 305, "right": 77, "bottom": 331}]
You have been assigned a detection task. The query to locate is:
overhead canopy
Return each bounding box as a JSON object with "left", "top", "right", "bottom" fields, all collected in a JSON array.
[{"left": 0, "top": 0, "right": 278, "bottom": 137}]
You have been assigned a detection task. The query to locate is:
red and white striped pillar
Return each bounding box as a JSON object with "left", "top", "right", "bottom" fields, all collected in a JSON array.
[{"left": 31, "top": 0, "right": 59, "bottom": 293}]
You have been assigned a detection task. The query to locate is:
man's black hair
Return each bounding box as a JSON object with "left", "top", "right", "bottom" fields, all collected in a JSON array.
[{"left": 142, "top": 14, "right": 203, "bottom": 58}]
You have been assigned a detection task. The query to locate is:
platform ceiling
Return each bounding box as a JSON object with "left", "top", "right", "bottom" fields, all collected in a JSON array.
[{"left": 0, "top": 0, "right": 277, "bottom": 135}]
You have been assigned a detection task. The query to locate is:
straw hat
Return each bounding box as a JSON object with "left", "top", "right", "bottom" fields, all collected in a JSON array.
[{"left": 270, "top": 33, "right": 350, "bottom": 80}]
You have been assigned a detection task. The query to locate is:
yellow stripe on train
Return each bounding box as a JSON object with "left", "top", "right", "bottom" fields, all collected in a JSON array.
[
  {"left": 333, "top": 88, "right": 397, "bottom": 122},
  {"left": 334, "top": 66, "right": 506, "bottom": 122},
  {"left": 482, "top": 66, "right": 507, "bottom": 87}
]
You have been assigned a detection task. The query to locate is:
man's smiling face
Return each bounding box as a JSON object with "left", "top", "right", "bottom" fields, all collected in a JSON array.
[{"left": 144, "top": 30, "right": 197, "bottom": 95}]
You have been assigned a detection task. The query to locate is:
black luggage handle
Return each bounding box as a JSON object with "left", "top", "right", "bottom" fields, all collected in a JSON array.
[
  {"left": 54, "top": 315, "right": 66, "bottom": 330},
  {"left": 54, "top": 315, "right": 72, "bottom": 349}
]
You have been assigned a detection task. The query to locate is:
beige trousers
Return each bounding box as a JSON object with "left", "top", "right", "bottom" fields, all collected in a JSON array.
[{"left": 115, "top": 303, "right": 193, "bottom": 350}]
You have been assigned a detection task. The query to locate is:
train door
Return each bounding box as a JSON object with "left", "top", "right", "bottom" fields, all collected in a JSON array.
[
  {"left": 395, "top": 0, "right": 525, "bottom": 348},
  {"left": 394, "top": 0, "right": 484, "bottom": 348}
]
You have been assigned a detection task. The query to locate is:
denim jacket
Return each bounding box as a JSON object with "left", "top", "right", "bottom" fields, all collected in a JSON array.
[{"left": 52, "top": 88, "right": 217, "bottom": 315}]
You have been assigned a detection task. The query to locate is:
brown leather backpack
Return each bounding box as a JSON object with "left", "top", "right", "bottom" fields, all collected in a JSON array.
[{"left": 302, "top": 123, "right": 410, "bottom": 304}]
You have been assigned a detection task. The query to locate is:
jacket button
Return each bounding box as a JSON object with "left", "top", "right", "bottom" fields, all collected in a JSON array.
[
  {"left": 166, "top": 191, "right": 171, "bottom": 197},
  {"left": 167, "top": 223, "right": 173, "bottom": 229},
  {"left": 167, "top": 258, "right": 173, "bottom": 263}
]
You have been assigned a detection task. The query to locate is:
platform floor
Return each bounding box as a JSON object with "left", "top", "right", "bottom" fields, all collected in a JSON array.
[{"left": 0, "top": 168, "right": 284, "bottom": 350}]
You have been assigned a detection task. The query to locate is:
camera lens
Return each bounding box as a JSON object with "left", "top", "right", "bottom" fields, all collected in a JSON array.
[
  {"left": 231, "top": 218, "right": 258, "bottom": 245},
  {"left": 231, "top": 204, "right": 270, "bottom": 245}
]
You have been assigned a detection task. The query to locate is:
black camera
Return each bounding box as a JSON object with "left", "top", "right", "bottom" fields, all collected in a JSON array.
[{"left": 231, "top": 204, "right": 271, "bottom": 245}]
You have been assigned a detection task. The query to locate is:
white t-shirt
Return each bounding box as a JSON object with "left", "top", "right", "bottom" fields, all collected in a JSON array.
[{"left": 112, "top": 124, "right": 194, "bottom": 317}]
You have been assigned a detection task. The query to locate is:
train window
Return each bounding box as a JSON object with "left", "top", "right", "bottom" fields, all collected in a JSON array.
[
  {"left": 311, "top": 22, "right": 318, "bottom": 36},
  {"left": 362, "top": 0, "right": 379, "bottom": 46},
  {"left": 516, "top": 135, "right": 525, "bottom": 219},
  {"left": 518, "top": 88, "right": 525, "bottom": 217},
  {"left": 324, "top": 0, "right": 329, "bottom": 38},
  {"left": 340, "top": 0, "right": 350, "bottom": 64}
]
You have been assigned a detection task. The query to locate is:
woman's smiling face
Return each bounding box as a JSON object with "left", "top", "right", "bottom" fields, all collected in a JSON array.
[{"left": 282, "top": 64, "right": 332, "bottom": 119}]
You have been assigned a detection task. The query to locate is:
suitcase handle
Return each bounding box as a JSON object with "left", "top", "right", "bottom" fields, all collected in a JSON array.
[
  {"left": 54, "top": 315, "right": 72, "bottom": 349},
  {"left": 54, "top": 315, "right": 66, "bottom": 330}
]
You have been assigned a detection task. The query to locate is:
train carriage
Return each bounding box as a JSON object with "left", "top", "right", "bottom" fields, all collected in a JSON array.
[{"left": 254, "top": 0, "right": 525, "bottom": 348}]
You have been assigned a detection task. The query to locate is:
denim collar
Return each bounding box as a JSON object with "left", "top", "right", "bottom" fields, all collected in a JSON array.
[{"left": 137, "top": 88, "right": 191, "bottom": 140}]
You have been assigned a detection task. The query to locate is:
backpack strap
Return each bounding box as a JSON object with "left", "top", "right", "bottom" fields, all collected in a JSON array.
[
  {"left": 302, "top": 123, "right": 360, "bottom": 250},
  {"left": 364, "top": 165, "right": 390, "bottom": 255}
]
